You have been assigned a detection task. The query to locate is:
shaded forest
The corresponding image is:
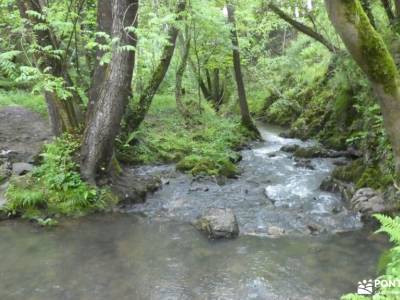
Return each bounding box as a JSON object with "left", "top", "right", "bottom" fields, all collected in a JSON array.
[{"left": 1, "top": 0, "right": 400, "bottom": 298}]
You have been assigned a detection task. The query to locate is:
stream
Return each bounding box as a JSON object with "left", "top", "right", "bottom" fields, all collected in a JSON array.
[{"left": 0, "top": 125, "right": 387, "bottom": 300}]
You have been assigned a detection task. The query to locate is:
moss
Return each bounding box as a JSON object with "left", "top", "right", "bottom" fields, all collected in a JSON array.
[
  {"left": 356, "top": 166, "right": 393, "bottom": 190},
  {"left": 121, "top": 95, "right": 250, "bottom": 177},
  {"left": 323, "top": 134, "right": 347, "bottom": 151},
  {"left": 176, "top": 156, "right": 199, "bottom": 172},
  {"left": 217, "top": 159, "right": 238, "bottom": 178},
  {"left": 177, "top": 155, "right": 238, "bottom": 177},
  {"left": 332, "top": 159, "right": 365, "bottom": 182},
  {"left": 293, "top": 146, "right": 326, "bottom": 158},
  {"left": 343, "top": 0, "right": 399, "bottom": 95}
]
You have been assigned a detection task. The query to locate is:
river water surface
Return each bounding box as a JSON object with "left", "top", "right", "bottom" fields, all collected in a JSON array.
[{"left": 0, "top": 125, "right": 387, "bottom": 300}]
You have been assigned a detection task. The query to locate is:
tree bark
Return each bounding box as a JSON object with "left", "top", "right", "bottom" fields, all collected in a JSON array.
[
  {"left": 267, "top": 3, "right": 338, "bottom": 53},
  {"left": 126, "top": 0, "right": 186, "bottom": 132},
  {"left": 360, "top": 0, "right": 376, "bottom": 28},
  {"left": 226, "top": 2, "right": 260, "bottom": 137},
  {"left": 17, "top": 0, "right": 83, "bottom": 136},
  {"left": 325, "top": 0, "right": 400, "bottom": 177},
  {"left": 86, "top": 0, "right": 113, "bottom": 121},
  {"left": 175, "top": 27, "right": 191, "bottom": 117},
  {"left": 80, "top": 0, "right": 139, "bottom": 183}
]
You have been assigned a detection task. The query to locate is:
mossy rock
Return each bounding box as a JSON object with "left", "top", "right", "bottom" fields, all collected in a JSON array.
[
  {"left": 176, "top": 156, "right": 200, "bottom": 172},
  {"left": 293, "top": 146, "right": 327, "bottom": 158},
  {"left": 217, "top": 160, "right": 238, "bottom": 178},
  {"left": 177, "top": 156, "right": 238, "bottom": 177},
  {"left": 356, "top": 166, "right": 393, "bottom": 190},
  {"left": 332, "top": 159, "right": 365, "bottom": 183}
]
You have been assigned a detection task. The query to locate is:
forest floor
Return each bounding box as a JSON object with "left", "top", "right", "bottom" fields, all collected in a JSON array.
[
  {"left": 0, "top": 106, "right": 51, "bottom": 162},
  {"left": 0, "top": 107, "right": 51, "bottom": 208}
]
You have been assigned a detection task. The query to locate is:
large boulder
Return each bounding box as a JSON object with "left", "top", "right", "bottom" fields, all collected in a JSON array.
[
  {"left": 195, "top": 208, "right": 239, "bottom": 239},
  {"left": 350, "top": 188, "right": 388, "bottom": 218}
]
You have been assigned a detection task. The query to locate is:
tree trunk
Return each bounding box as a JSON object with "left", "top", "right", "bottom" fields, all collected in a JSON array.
[
  {"left": 126, "top": 0, "right": 186, "bottom": 132},
  {"left": 86, "top": 0, "right": 113, "bottom": 121},
  {"left": 380, "top": 0, "right": 395, "bottom": 21},
  {"left": 188, "top": 57, "right": 212, "bottom": 100},
  {"left": 17, "top": 0, "right": 83, "bottom": 135},
  {"left": 80, "top": 0, "right": 139, "bottom": 183},
  {"left": 325, "top": 0, "right": 400, "bottom": 177},
  {"left": 226, "top": 2, "right": 260, "bottom": 138},
  {"left": 267, "top": 3, "right": 338, "bottom": 53},
  {"left": 175, "top": 27, "right": 191, "bottom": 117},
  {"left": 360, "top": 0, "right": 376, "bottom": 28}
]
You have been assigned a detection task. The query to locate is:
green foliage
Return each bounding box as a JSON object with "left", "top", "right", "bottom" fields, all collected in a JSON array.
[
  {"left": 342, "top": 215, "right": 400, "bottom": 299},
  {"left": 118, "top": 95, "right": 249, "bottom": 176},
  {"left": 0, "top": 90, "right": 46, "bottom": 116},
  {"left": 4, "top": 134, "right": 115, "bottom": 222},
  {"left": 343, "top": 0, "right": 398, "bottom": 94}
]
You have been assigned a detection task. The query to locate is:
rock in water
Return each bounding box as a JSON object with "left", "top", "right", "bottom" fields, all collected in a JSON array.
[
  {"left": 267, "top": 226, "right": 286, "bottom": 237},
  {"left": 350, "top": 188, "right": 387, "bottom": 217},
  {"left": 280, "top": 144, "right": 300, "bottom": 153},
  {"left": 195, "top": 208, "right": 239, "bottom": 239},
  {"left": 12, "top": 162, "right": 34, "bottom": 176}
]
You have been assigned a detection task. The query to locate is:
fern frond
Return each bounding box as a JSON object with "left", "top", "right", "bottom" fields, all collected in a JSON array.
[{"left": 375, "top": 214, "right": 400, "bottom": 245}]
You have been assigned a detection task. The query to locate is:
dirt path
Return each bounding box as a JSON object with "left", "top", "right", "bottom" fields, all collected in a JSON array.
[
  {"left": 0, "top": 107, "right": 52, "bottom": 163},
  {"left": 0, "top": 107, "right": 52, "bottom": 208}
]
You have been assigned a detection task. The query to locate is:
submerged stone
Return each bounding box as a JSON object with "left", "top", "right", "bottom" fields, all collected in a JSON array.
[{"left": 195, "top": 208, "right": 239, "bottom": 239}]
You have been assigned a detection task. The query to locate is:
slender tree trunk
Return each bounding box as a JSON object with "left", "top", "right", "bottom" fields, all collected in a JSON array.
[
  {"left": 267, "top": 3, "right": 338, "bottom": 53},
  {"left": 226, "top": 2, "right": 260, "bottom": 137},
  {"left": 126, "top": 0, "right": 186, "bottom": 132},
  {"left": 325, "top": 0, "right": 400, "bottom": 177},
  {"left": 17, "top": 0, "right": 83, "bottom": 135},
  {"left": 396, "top": 0, "right": 400, "bottom": 17},
  {"left": 188, "top": 57, "right": 212, "bottom": 100},
  {"left": 80, "top": 0, "right": 139, "bottom": 183},
  {"left": 381, "top": 0, "right": 395, "bottom": 21},
  {"left": 175, "top": 27, "right": 191, "bottom": 117}
]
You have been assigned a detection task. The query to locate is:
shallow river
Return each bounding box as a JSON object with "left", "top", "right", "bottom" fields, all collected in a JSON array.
[{"left": 0, "top": 125, "right": 387, "bottom": 300}]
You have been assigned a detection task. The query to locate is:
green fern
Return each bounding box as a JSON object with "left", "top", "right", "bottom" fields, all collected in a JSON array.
[{"left": 375, "top": 214, "right": 400, "bottom": 244}]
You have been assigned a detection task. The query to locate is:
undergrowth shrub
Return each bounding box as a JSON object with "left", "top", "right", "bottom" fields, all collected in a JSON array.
[
  {"left": 3, "top": 134, "right": 115, "bottom": 224},
  {"left": 118, "top": 95, "right": 250, "bottom": 176},
  {"left": 0, "top": 90, "right": 46, "bottom": 116}
]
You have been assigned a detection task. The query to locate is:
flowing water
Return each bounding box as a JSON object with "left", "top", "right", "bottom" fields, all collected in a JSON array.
[{"left": 0, "top": 125, "right": 388, "bottom": 300}]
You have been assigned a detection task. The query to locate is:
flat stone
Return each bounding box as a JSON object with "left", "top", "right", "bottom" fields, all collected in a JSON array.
[
  {"left": 195, "top": 208, "right": 239, "bottom": 239},
  {"left": 267, "top": 226, "right": 286, "bottom": 237}
]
